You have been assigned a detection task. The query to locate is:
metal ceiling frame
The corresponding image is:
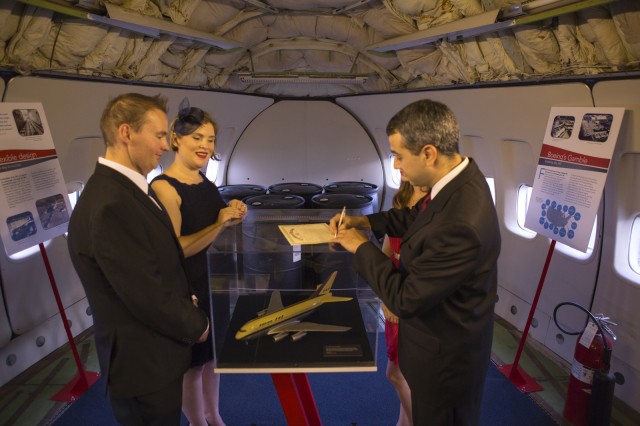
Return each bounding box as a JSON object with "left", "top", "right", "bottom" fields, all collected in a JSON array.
[
  {"left": 367, "top": 0, "right": 619, "bottom": 52},
  {"left": 15, "top": 0, "right": 243, "bottom": 50}
]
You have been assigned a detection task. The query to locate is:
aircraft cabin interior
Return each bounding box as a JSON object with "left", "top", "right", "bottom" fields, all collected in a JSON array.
[{"left": 0, "top": 0, "right": 640, "bottom": 425}]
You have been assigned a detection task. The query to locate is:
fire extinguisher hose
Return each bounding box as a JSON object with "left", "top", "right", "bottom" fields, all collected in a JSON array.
[{"left": 553, "top": 301, "right": 615, "bottom": 370}]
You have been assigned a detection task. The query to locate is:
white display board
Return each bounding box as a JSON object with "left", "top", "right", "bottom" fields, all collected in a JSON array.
[
  {"left": 0, "top": 103, "right": 72, "bottom": 256},
  {"left": 524, "top": 107, "right": 625, "bottom": 252}
]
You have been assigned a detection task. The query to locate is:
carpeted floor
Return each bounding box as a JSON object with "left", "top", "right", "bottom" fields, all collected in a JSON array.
[{"left": 51, "top": 340, "right": 557, "bottom": 426}]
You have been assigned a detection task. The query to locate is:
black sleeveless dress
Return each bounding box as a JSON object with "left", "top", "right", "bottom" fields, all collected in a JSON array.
[{"left": 152, "top": 172, "right": 227, "bottom": 366}]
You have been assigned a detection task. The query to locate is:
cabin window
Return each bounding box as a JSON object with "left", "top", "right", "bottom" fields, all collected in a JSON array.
[
  {"left": 389, "top": 154, "right": 401, "bottom": 187},
  {"left": 555, "top": 220, "right": 597, "bottom": 260},
  {"left": 63, "top": 181, "right": 84, "bottom": 240},
  {"left": 518, "top": 183, "right": 597, "bottom": 259},
  {"left": 66, "top": 181, "right": 83, "bottom": 210},
  {"left": 516, "top": 184, "right": 537, "bottom": 238},
  {"left": 146, "top": 164, "right": 163, "bottom": 183},
  {"left": 204, "top": 158, "right": 220, "bottom": 185},
  {"left": 485, "top": 177, "right": 496, "bottom": 205},
  {"left": 630, "top": 216, "right": 640, "bottom": 276},
  {"left": 8, "top": 241, "right": 51, "bottom": 261}
]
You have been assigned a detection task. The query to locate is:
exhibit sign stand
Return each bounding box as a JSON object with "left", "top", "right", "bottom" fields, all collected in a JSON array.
[
  {"left": 498, "top": 106, "right": 624, "bottom": 392},
  {"left": 0, "top": 103, "right": 99, "bottom": 401}
]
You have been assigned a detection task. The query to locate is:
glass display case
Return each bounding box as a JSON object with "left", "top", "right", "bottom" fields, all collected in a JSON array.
[{"left": 207, "top": 208, "right": 379, "bottom": 373}]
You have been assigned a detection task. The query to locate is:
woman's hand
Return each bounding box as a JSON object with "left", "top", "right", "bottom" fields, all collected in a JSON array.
[
  {"left": 218, "top": 200, "right": 247, "bottom": 227},
  {"left": 381, "top": 303, "right": 399, "bottom": 324}
]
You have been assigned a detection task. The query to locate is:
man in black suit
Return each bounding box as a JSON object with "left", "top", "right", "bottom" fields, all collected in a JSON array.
[
  {"left": 332, "top": 99, "right": 501, "bottom": 426},
  {"left": 67, "top": 93, "right": 209, "bottom": 426}
]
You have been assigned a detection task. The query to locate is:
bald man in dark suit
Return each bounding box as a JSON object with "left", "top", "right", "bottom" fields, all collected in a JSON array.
[
  {"left": 332, "top": 99, "right": 501, "bottom": 426},
  {"left": 68, "top": 93, "right": 209, "bottom": 426}
]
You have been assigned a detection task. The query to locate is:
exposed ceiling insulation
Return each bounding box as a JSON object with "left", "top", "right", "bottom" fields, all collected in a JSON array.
[{"left": 0, "top": 0, "right": 639, "bottom": 97}]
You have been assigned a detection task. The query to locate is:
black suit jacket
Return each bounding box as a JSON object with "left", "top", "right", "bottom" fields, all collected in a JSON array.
[
  {"left": 67, "top": 163, "right": 208, "bottom": 398},
  {"left": 353, "top": 159, "right": 501, "bottom": 416}
]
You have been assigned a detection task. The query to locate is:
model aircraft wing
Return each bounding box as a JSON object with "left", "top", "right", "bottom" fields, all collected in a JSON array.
[{"left": 268, "top": 321, "right": 351, "bottom": 334}]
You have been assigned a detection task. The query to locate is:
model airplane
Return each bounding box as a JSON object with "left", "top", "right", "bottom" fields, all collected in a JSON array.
[{"left": 235, "top": 271, "right": 352, "bottom": 342}]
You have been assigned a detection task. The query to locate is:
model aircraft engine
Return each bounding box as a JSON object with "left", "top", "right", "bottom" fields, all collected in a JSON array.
[
  {"left": 291, "top": 331, "right": 307, "bottom": 342},
  {"left": 272, "top": 332, "right": 289, "bottom": 342}
]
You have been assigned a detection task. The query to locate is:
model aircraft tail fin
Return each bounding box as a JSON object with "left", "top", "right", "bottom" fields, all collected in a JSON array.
[
  {"left": 259, "top": 290, "right": 284, "bottom": 316},
  {"left": 315, "top": 270, "right": 338, "bottom": 296}
]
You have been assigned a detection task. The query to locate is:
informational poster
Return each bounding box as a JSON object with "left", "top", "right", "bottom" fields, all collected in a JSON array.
[
  {"left": 0, "top": 103, "right": 72, "bottom": 256},
  {"left": 524, "top": 107, "right": 625, "bottom": 252}
]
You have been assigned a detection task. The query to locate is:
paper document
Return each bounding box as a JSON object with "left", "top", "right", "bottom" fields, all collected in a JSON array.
[{"left": 278, "top": 223, "right": 333, "bottom": 245}]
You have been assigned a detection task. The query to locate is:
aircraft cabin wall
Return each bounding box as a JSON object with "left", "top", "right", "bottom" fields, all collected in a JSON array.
[
  {"left": 0, "top": 76, "right": 638, "bottom": 413},
  {"left": 225, "top": 100, "right": 384, "bottom": 197},
  {"left": 591, "top": 79, "right": 640, "bottom": 408}
]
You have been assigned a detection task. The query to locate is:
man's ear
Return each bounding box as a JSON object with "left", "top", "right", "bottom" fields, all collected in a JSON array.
[
  {"left": 422, "top": 144, "right": 437, "bottom": 163},
  {"left": 118, "top": 123, "right": 131, "bottom": 144}
]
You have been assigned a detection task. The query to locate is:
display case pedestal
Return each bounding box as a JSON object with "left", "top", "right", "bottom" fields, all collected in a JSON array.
[{"left": 272, "top": 373, "right": 322, "bottom": 426}]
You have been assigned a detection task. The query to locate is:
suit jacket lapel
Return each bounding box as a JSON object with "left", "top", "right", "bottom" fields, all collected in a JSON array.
[{"left": 94, "top": 164, "right": 185, "bottom": 259}]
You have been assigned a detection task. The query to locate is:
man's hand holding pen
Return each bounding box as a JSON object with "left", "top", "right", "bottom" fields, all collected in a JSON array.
[{"left": 329, "top": 210, "right": 371, "bottom": 254}]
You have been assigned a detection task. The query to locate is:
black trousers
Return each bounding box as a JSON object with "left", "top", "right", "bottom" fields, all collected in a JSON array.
[
  {"left": 411, "top": 390, "right": 483, "bottom": 426},
  {"left": 109, "top": 377, "right": 183, "bottom": 426}
]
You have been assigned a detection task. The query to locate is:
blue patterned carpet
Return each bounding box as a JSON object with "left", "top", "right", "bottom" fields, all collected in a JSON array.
[{"left": 52, "top": 339, "right": 557, "bottom": 426}]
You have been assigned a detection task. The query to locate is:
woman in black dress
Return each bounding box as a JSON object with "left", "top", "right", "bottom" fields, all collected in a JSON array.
[{"left": 151, "top": 105, "right": 246, "bottom": 426}]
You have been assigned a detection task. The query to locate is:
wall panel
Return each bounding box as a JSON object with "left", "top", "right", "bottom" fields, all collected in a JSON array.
[
  {"left": 227, "top": 100, "right": 383, "bottom": 194},
  {"left": 592, "top": 79, "right": 640, "bottom": 410}
]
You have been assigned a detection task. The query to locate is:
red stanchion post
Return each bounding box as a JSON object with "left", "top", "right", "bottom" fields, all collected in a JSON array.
[
  {"left": 497, "top": 240, "right": 556, "bottom": 393},
  {"left": 39, "top": 243, "right": 100, "bottom": 401}
]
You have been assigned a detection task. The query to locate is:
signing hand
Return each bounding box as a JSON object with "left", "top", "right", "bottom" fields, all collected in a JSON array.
[
  {"left": 329, "top": 213, "right": 370, "bottom": 236},
  {"left": 331, "top": 227, "right": 369, "bottom": 253}
]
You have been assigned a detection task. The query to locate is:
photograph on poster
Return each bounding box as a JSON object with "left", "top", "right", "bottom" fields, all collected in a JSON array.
[
  {"left": 579, "top": 113, "right": 613, "bottom": 142},
  {"left": 6, "top": 211, "right": 37, "bottom": 242},
  {"left": 536, "top": 200, "right": 581, "bottom": 240},
  {"left": 11, "top": 109, "right": 44, "bottom": 137},
  {"left": 551, "top": 115, "right": 575, "bottom": 139},
  {"left": 36, "top": 193, "right": 70, "bottom": 230}
]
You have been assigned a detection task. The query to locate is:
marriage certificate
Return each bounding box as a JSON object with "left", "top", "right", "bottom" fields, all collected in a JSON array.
[{"left": 278, "top": 223, "right": 333, "bottom": 245}]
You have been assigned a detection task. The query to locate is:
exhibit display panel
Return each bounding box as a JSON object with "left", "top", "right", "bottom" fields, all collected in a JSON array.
[{"left": 207, "top": 209, "right": 379, "bottom": 373}]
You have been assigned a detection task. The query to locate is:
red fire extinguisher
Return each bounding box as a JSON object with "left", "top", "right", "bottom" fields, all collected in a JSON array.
[{"left": 554, "top": 302, "right": 617, "bottom": 426}]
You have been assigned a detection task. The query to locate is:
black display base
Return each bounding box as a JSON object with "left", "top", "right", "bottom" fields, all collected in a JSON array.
[{"left": 216, "top": 290, "right": 375, "bottom": 371}]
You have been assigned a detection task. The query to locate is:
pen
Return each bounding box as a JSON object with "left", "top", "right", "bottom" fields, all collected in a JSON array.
[{"left": 335, "top": 206, "right": 346, "bottom": 237}]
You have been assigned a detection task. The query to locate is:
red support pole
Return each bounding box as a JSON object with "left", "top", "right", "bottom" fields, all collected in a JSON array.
[
  {"left": 39, "top": 243, "right": 99, "bottom": 401},
  {"left": 498, "top": 240, "right": 556, "bottom": 393},
  {"left": 293, "top": 373, "right": 322, "bottom": 426},
  {"left": 272, "top": 373, "right": 322, "bottom": 425}
]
